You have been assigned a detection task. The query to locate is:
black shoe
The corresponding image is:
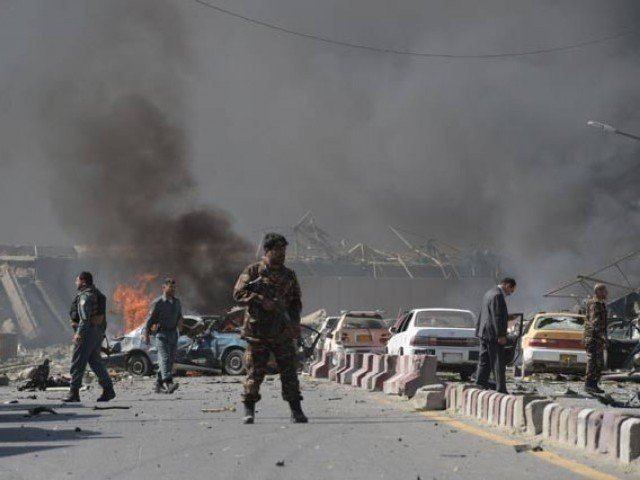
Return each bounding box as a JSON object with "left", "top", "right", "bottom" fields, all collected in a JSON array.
[
  {"left": 289, "top": 400, "right": 308, "bottom": 423},
  {"left": 165, "top": 381, "right": 179, "bottom": 394},
  {"left": 474, "top": 382, "right": 491, "bottom": 390},
  {"left": 63, "top": 387, "right": 80, "bottom": 403},
  {"left": 154, "top": 382, "right": 165, "bottom": 394},
  {"left": 243, "top": 402, "right": 255, "bottom": 424},
  {"left": 97, "top": 386, "right": 116, "bottom": 402},
  {"left": 585, "top": 382, "right": 605, "bottom": 395}
]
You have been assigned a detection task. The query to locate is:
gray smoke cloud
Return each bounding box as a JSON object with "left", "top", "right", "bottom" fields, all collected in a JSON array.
[
  {"left": 2, "top": 0, "right": 640, "bottom": 313},
  {"left": 32, "top": 0, "right": 252, "bottom": 312}
]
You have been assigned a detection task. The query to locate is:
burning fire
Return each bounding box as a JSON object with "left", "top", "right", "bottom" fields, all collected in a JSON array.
[{"left": 113, "top": 273, "right": 158, "bottom": 332}]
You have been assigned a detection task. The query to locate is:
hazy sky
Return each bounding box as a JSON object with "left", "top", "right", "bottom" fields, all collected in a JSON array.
[{"left": 1, "top": 0, "right": 640, "bottom": 306}]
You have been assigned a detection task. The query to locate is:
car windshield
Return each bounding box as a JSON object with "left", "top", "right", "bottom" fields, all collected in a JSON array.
[
  {"left": 414, "top": 311, "right": 475, "bottom": 328},
  {"left": 535, "top": 316, "right": 584, "bottom": 331},
  {"left": 342, "top": 317, "right": 384, "bottom": 329}
]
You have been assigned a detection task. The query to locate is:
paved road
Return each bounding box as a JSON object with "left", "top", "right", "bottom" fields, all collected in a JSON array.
[{"left": 0, "top": 375, "right": 631, "bottom": 480}]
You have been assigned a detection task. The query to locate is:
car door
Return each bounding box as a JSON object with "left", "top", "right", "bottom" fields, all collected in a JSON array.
[
  {"left": 394, "top": 313, "right": 413, "bottom": 354},
  {"left": 387, "top": 314, "right": 406, "bottom": 354},
  {"left": 607, "top": 320, "right": 638, "bottom": 370}
]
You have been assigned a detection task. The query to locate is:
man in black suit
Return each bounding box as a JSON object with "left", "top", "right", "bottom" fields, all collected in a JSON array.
[{"left": 474, "top": 277, "right": 517, "bottom": 394}]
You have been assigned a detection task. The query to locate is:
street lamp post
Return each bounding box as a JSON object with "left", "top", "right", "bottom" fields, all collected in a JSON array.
[{"left": 587, "top": 120, "right": 640, "bottom": 142}]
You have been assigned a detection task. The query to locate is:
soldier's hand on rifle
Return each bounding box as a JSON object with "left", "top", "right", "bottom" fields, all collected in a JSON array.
[
  {"left": 72, "top": 334, "right": 82, "bottom": 345},
  {"left": 497, "top": 336, "right": 507, "bottom": 346},
  {"left": 261, "top": 298, "right": 277, "bottom": 311}
]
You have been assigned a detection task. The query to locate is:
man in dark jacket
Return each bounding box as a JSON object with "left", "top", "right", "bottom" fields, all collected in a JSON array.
[{"left": 474, "top": 277, "right": 516, "bottom": 394}]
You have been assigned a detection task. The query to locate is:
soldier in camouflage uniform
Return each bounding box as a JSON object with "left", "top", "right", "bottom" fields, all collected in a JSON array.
[
  {"left": 233, "top": 233, "right": 307, "bottom": 424},
  {"left": 584, "top": 284, "right": 608, "bottom": 395}
]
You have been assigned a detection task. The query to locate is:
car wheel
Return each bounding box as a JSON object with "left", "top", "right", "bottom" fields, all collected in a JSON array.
[
  {"left": 223, "top": 348, "right": 246, "bottom": 376},
  {"left": 127, "top": 353, "right": 151, "bottom": 377}
]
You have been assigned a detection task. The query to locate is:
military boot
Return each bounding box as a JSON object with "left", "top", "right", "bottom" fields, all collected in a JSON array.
[
  {"left": 63, "top": 387, "right": 80, "bottom": 403},
  {"left": 242, "top": 402, "right": 255, "bottom": 424},
  {"left": 288, "top": 400, "right": 308, "bottom": 423},
  {"left": 154, "top": 381, "right": 165, "bottom": 394},
  {"left": 97, "top": 385, "right": 116, "bottom": 402},
  {"left": 165, "top": 380, "right": 179, "bottom": 394},
  {"left": 585, "top": 381, "right": 604, "bottom": 395}
]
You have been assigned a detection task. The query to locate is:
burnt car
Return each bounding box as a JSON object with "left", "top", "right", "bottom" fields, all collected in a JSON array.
[
  {"left": 103, "top": 312, "right": 248, "bottom": 376},
  {"left": 606, "top": 317, "right": 640, "bottom": 370}
]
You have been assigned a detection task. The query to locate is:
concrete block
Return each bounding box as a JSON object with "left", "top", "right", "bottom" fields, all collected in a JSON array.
[
  {"left": 383, "top": 355, "right": 410, "bottom": 395},
  {"left": 490, "top": 393, "right": 505, "bottom": 426},
  {"left": 542, "top": 403, "right": 561, "bottom": 439},
  {"left": 514, "top": 395, "right": 543, "bottom": 430},
  {"left": 620, "top": 418, "right": 640, "bottom": 464},
  {"left": 504, "top": 396, "right": 517, "bottom": 428},
  {"left": 558, "top": 408, "right": 572, "bottom": 444},
  {"left": 525, "top": 400, "right": 553, "bottom": 436},
  {"left": 369, "top": 355, "right": 397, "bottom": 392},
  {"left": 586, "top": 411, "right": 604, "bottom": 453},
  {"left": 477, "top": 391, "right": 491, "bottom": 420},
  {"left": 599, "top": 412, "right": 634, "bottom": 458},
  {"left": 351, "top": 353, "right": 374, "bottom": 387},
  {"left": 310, "top": 350, "right": 332, "bottom": 379},
  {"left": 456, "top": 384, "right": 474, "bottom": 412},
  {"left": 341, "top": 353, "right": 363, "bottom": 384},
  {"left": 401, "top": 355, "right": 438, "bottom": 398},
  {"left": 576, "top": 409, "right": 596, "bottom": 449},
  {"left": 362, "top": 354, "right": 384, "bottom": 390},
  {"left": 567, "top": 408, "right": 580, "bottom": 446},
  {"left": 550, "top": 405, "right": 563, "bottom": 441},
  {"left": 412, "top": 388, "right": 446, "bottom": 411},
  {"left": 499, "top": 396, "right": 510, "bottom": 427}
]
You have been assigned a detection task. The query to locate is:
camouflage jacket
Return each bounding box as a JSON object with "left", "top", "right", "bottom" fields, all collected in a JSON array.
[
  {"left": 233, "top": 260, "right": 302, "bottom": 342},
  {"left": 584, "top": 297, "right": 608, "bottom": 341}
]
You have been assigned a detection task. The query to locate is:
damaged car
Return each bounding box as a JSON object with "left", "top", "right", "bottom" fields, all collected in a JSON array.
[{"left": 103, "top": 312, "right": 248, "bottom": 376}]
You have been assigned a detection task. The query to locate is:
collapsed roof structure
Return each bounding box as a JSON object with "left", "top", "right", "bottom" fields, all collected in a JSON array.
[
  {"left": 278, "top": 212, "right": 500, "bottom": 280},
  {"left": 544, "top": 249, "right": 640, "bottom": 319}
]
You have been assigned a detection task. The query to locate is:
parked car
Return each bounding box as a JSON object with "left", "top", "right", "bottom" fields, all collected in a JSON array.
[
  {"left": 327, "top": 311, "right": 391, "bottom": 354},
  {"left": 607, "top": 317, "right": 640, "bottom": 370},
  {"left": 104, "top": 313, "right": 248, "bottom": 376},
  {"left": 386, "top": 308, "right": 479, "bottom": 380},
  {"left": 520, "top": 312, "right": 587, "bottom": 376},
  {"left": 318, "top": 316, "right": 340, "bottom": 351}
]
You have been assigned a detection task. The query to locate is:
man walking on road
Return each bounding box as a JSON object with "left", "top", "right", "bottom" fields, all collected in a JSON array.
[
  {"left": 233, "top": 233, "right": 307, "bottom": 424},
  {"left": 584, "top": 284, "right": 608, "bottom": 395},
  {"left": 144, "top": 278, "right": 183, "bottom": 394},
  {"left": 474, "top": 277, "right": 516, "bottom": 394},
  {"left": 64, "top": 271, "right": 115, "bottom": 403}
]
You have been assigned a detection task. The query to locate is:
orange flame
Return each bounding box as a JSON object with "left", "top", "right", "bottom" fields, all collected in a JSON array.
[{"left": 113, "top": 274, "right": 158, "bottom": 332}]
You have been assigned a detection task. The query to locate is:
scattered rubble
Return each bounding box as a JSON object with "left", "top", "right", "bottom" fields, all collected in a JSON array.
[{"left": 27, "top": 406, "right": 58, "bottom": 416}]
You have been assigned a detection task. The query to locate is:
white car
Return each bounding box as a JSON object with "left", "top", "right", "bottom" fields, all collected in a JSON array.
[{"left": 386, "top": 308, "right": 479, "bottom": 380}]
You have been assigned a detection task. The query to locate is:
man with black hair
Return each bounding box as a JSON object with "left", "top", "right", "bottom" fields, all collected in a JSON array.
[
  {"left": 233, "top": 232, "right": 307, "bottom": 424},
  {"left": 474, "top": 277, "right": 517, "bottom": 394},
  {"left": 144, "top": 278, "right": 183, "bottom": 394},
  {"left": 64, "top": 271, "right": 115, "bottom": 403}
]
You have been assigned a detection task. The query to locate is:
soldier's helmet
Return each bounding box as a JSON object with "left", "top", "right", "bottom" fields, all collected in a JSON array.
[{"left": 263, "top": 233, "right": 288, "bottom": 251}]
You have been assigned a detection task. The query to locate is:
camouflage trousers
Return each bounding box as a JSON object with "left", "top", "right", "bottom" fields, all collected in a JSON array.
[
  {"left": 584, "top": 337, "right": 605, "bottom": 384},
  {"left": 242, "top": 339, "right": 301, "bottom": 404}
]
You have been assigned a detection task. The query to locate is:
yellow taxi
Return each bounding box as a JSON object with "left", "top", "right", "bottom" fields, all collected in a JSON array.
[{"left": 521, "top": 312, "right": 587, "bottom": 375}]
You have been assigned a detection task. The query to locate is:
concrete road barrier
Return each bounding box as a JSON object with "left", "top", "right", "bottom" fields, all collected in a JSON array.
[
  {"left": 436, "top": 382, "right": 640, "bottom": 465},
  {"left": 351, "top": 353, "right": 375, "bottom": 387},
  {"left": 412, "top": 384, "right": 446, "bottom": 411},
  {"left": 340, "top": 353, "right": 363, "bottom": 385},
  {"left": 383, "top": 355, "right": 411, "bottom": 395},
  {"left": 369, "top": 355, "right": 398, "bottom": 392},
  {"left": 310, "top": 350, "right": 332, "bottom": 379},
  {"left": 328, "top": 351, "right": 347, "bottom": 382},
  {"left": 362, "top": 354, "right": 385, "bottom": 390},
  {"left": 400, "top": 355, "right": 438, "bottom": 398}
]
